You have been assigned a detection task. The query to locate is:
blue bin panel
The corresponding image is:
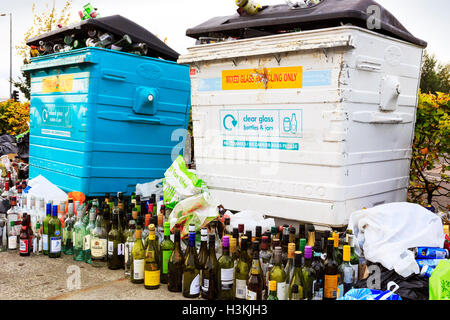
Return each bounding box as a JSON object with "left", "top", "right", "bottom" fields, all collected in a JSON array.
[{"left": 26, "top": 47, "right": 191, "bottom": 196}]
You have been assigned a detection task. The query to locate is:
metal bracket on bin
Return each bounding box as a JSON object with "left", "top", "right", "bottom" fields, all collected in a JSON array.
[{"left": 133, "top": 86, "right": 159, "bottom": 116}]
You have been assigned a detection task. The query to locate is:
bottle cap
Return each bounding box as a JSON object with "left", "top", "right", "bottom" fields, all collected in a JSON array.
[
  {"left": 271, "top": 226, "right": 277, "bottom": 235},
  {"left": 294, "top": 251, "right": 303, "bottom": 266},
  {"left": 230, "top": 237, "right": 237, "bottom": 251},
  {"left": 52, "top": 205, "right": 58, "bottom": 216},
  {"left": 261, "top": 236, "right": 269, "bottom": 249},
  {"left": 149, "top": 224, "right": 155, "bottom": 232},
  {"left": 288, "top": 242, "right": 296, "bottom": 258},
  {"left": 240, "top": 236, "right": 248, "bottom": 250},
  {"left": 188, "top": 232, "right": 196, "bottom": 246},
  {"left": 189, "top": 224, "right": 196, "bottom": 233},
  {"left": 299, "top": 238, "right": 306, "bottom": 251},
  {"left": 269, "top": 280, "right": 277, "bottom": 291},
  {"left": 157, "top": 213, "right": 163, "bottom": 226},
  {"left": 304, "top": 245, "right": 313, "bottom": 259},
  {"left": 144, "top": 214, "right": 151, "bottom": 227},
  {"left": 201, "top": 228, "right": 208, "bottom": 236},
  {"left": 289, "top": 226, "right": 296, "bottom": 234},
  {"left": 333, "top": 232, "right": 339, "bottom": 247},
  {"left": 343, "top": 245, "right": 350, "bottom": 262},
  {"left": 222, "top": 235, "right": 230, "bottom": 248},
  {"left": 238, "top": 224, "right": 244, "bottom": 233},
  {"left": 256, "top": 226, "right": 262, "bottom": 237}
]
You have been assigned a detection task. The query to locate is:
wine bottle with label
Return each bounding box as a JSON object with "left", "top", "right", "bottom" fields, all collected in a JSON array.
[
  {"left": 284, "top": 242, "right": 296, "bottom": 296},
  {"left": 42, "top": 203, "right": 51, "bottom": 255},
  {"left": 63, "top": 199, "right": 75, "bottom": 255},
  {"left": 267, "top": 280, "right": 278, "bottom": 300},
  {"left": 234, "top": 236, "right": 250, "bottom": 300},
  {"left": 108, "top": 211, "right": 124, "bottom": 269},
  {"left": 130, "top": 226, "right": 145, "bottom": 284},
  {"left": 160, "top": 222, "right": 174, "bottom": 284},
  {"left": 312, "top": 242, "right": 325, "bottom": 300},
  {"left": 90, "top": 211, "right": 107, "bottom": 267},
  {"left": 73, "top": 205, "right": 86, "bottom": 261},
  {"left": 48, "top": 205, "right": 62, "bottom": 258},
  {"left": 246, "top": 242, "right": 264, "bottom": 300},
  {"left": 144, "top": 224, "right": 160, "bottom": 290},
  {"left": 324, "top": 238, "right": 339, "bottom": 300},
  {"left": 183, "top": 231, "right": 200, "bottom": 298},
  {"left": 218, "top": 236, "right": 235, "bottom": 300},
  {"left": 201, "top": 234, "right": 219, "bottom": 300},
  {"left": 168, "top": 228, "right": 184, "bottom": 292},
  {"left": 19, "top": 217, "right": 31, "bottom": 256},
  {"left": 269, "top": 247, "right": 287, "bottom": 300}
]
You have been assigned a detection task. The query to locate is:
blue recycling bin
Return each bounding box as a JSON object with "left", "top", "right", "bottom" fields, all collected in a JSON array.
[{"left": 23, "top": 47, "right": 191, "bottom": 196}]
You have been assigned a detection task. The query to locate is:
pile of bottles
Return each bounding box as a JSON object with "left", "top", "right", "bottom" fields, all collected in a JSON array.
[
  {"left": 30, "top": 30, "right": 149, "bottom": 57},
  {"left": 0, "top": 182, "right": 365, "bottom": 301}
]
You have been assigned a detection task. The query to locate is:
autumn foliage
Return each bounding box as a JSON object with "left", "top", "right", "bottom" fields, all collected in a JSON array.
[
  {"left": 0, "top": 100, "right": 30, "bottom": 136},
  {"left": 408, "top": 91, "right": 450, "bottom": 210}
]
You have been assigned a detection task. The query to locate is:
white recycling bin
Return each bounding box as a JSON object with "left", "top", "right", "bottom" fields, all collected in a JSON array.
[{"left": 178, "top": 25, "right": 425, "bottom": 228}]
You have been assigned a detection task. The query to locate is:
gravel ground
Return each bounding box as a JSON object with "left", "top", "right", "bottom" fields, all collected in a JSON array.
[{"left": 0, "top": 251, "right": 190, "bottom": 300}]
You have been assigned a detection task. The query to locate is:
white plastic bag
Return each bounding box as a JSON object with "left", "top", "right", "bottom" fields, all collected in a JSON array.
[
  {"left": 227, "top": 210, "right": 276, "bottom": 236},
  {"left": 135, "top": 179, "right": 163, "bottom": 200},
  {"left": 348, "top": 202, "right": 445, "bottom": 278}
]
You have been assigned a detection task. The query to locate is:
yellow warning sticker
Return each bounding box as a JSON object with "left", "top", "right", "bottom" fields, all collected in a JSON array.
[
  {"left": 42, "top": 74, "right": 74, "bottom": 93},
  {"left": 222, "top": 66, "right": 302, "bottom": 90}
]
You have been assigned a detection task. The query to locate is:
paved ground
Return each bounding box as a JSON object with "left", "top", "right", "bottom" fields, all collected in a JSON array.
[{"left": 0, "top": 251, "right": 190, "bottom": 300}]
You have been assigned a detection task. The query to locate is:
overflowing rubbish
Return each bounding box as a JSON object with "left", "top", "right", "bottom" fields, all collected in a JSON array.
[
  {"left": 348, "top": 202, "right": 445, "bottom": 278},
  {"left": 135, "top": 179, "right": 164, "bottom": 202}
]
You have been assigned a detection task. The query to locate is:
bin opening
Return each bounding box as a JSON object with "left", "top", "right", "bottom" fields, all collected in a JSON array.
[
  {"left": 186, "top": 0, "right": 427, "bottom": 47},
  {"left": 26, "top": 15, "right": 180, "bottom": 62}
]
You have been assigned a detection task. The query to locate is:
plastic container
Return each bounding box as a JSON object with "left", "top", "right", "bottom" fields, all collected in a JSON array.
[
  {"left": 178, "top": 5, "right": 426, "bottom": 227},
  {"left": 23, "top": 47, "right": 191, "bottom": 196}
]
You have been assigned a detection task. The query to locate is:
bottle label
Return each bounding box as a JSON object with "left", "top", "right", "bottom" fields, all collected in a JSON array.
[
  {"left": 190, "top": 274, "right": 200, "bottom": 295},
  {"left": 162, "top": 250, "right": 172, "bottom": 274},
  {"left": 50, "top": 237, "right": 61, "bottom": 253},
  {"left": 42, "top": 234, "right": 48, "bottom": 250},
  {"left": 145, "top": 270, "right": 160, "bottom": 286},
  {"left": 72, "top": 232, "right": 77, "bottom": 247},
  {"left": 83, "top": 234, "right": 91, "bottom": 250},
  {"left": 351, "top": 264, "right": 359, "bottom": 283},
  {"left": 246, "top": 290, "right": 257, "bottom": 300},
  {"left": 235, "top": 279, "right": 247, "bottom": 299},
  {"left": 8, "top": 236, "right": 17, "bottom": 249},
  {"left": 220, "top": 268, "right": 234, "bottom": 290},
  {"left": 38, "top": 237, "right": 43, "bottom": 252},
  {"left": 125, "top": 242, "right": 133, "bottom": 264},
  {"left": 20, "top": 239, "right": 28, "bottom": 253},
  {"left": 118, "top": 243, "right": 125, "bottom": 256},
  {"left": 277, "top": 282, "right": 286, "bottom": 300},
  {"left": 90, "top": 238, "right": 107, "bottom": 258},
  {"left": 32, "top": 237, "right": 37, "bottom": 253},
  {"left": 312, "top": 280, "right": 323, "bottom": 300},
  {"left": 107, "top": 240, "right": 114, "bottom": 256},
  {"left": 324, "top": 275, "right": 338, "bottom": 299},
  {"left": 202, "top": 278, "right": 209, "bottom": 294},
  {"left": 133, "top": 259, "right": 144, "bottom": 280},
  {"left": 337, "top": 284, "right": 344, "bottom": 299}
]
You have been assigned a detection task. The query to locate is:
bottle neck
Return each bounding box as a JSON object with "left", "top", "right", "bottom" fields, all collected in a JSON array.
[{"left": 222, "top": 245, "right": 230, "bottom": 256}]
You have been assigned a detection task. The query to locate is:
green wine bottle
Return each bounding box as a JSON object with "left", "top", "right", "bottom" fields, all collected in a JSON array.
[
  {"left": 269, "top": 247, "right": 287, "bottom": 300},
  {"left": 267, "top": 280, "right": 278, "bottom": 300},
  {"left": 218, "top": 236, "right": 234, "bottom": 300},
  {"left": 183, "top": 231, "right": 200, "bottom": 298},
  {"left": 42, "top": 203, "right": 51, "bottom": 255},
  {"left": 234, "top": 236, "right": 250, "bottom": 300},
  {"left": 302, "top": 246, "right": 316, "bottom": 300},
  {"left": 160, "top": 221, "right": 174, "bottom": 284},
  {"left": 63, "top": 199, "right": 74, "bottom": 255},
  {"left": 201, "top": 234, "right": 219, "bottom": 300},
  {"left": 288, "top": 251, "right": 305, "bottom": 300},
  {"left": 168, "top": 228, "right": 184, "bottom": 292},
  {"left": 108, "top": 211, "right": 124, "bottom": 270},
  {"left": 48, "top": 205, "right": 62, "bottom": 258},
  {"left": 130, "top": 226, "right": 145, "bottom": 284},
  {"left": 284, "top": 242, "right": 296, "bottom": 298},
  {"left": 144, "top": 224, "right": 160, "bottom": 290}
]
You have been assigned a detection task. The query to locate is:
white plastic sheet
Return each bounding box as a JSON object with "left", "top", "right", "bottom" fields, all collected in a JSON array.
[
  {"left": 227, "top": 210, "right": 276, "bottom": 236},
  {"left": 135, "top": 179, "right": 163, "bottom": 200},
  {"left": 26, "top": 175, "right": 68, "bottom": 204},
  {"left": 348, "top": 202, "right": 445, "bottom": 278}
]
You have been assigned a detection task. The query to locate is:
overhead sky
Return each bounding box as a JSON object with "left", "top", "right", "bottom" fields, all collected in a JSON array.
[{"left": 0, "top": 0, "right": 449, "bottom": 100}]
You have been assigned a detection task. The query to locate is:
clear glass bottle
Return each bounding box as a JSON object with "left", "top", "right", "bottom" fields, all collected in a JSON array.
[
  {"left": 90, "top": 212, "right": 107, "bottom": 267},
  {"left": 130, "top": 226, "right": 145, "bottom": 284},
  {"left": 73, "top": 204, "right": 86, "bottom": 261},
  {"left": 339, "top": 245, "right": 355, "bottom": 297},
  {"left": 63, "top": 199, "right": 75, "bottom": 255},
  {"left": 33, "top": 221, "right": 42, "bottom": 255},
  {"left": 124, "top": 217, "right": 136, "bottom": 277},
  {"left": 0, "top": 212, "right": 7, "bottom": 252},
  {"left": 84, "top": 206, "right": 97, "bottom": 264},
  {"left": 234, "top": 236, "right": 250, "bottom": 300}
]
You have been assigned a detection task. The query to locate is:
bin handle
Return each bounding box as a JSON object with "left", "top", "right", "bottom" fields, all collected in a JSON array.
[
  {"left": 352, "top": 111, "right": 413, "bottom": 124},
  {"left": 98, "top": 112, "right": 184, "bottom": 126}
]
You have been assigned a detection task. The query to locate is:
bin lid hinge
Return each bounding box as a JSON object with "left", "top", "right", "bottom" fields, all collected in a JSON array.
[{"left": 274, "top": 53, "right": 282, "bottom": 65}]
